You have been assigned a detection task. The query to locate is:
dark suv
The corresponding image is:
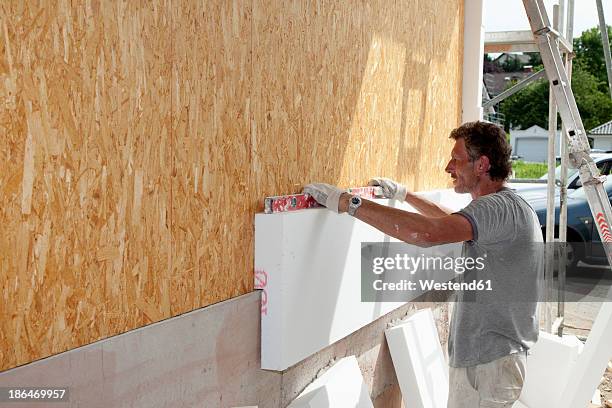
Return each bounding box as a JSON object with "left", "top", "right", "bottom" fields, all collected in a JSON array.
[{"left": 525, "top": 177, "right": 612, "bottom": 269}]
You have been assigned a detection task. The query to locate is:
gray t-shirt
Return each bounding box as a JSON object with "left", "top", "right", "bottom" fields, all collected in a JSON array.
[{"left": 448, "top": 187, "right": 543, "bottom": 367}]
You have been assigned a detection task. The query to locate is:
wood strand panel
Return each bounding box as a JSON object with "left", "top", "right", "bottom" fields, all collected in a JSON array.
[
  {"left": 358, "top": 0, "right": 464, "bottom": 192},
  {"left": 0, "top": 0, "right": 463, "bottom": 370},
  {"left": 252, "top": 0, "right": 463, "bottom": 198},
  {"left": 170, "top": 0, "right": 253, "bottom": 312},
  {"left": 0, "top": 0, "right": 173, "bottom": 370},
  {"left": 251, "top": 0, "right": 367, "bottom": 201}
]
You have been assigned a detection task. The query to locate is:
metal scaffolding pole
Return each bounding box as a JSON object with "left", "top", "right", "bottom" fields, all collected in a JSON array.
[
  {"left": 596, "top": 0, "right": 612, "bottom": 99},
  {"left": 553, "top": 0, "right": 574, "bottom": 338},
  {"left": 543, "top": 4, "right": 561, "bottom": 333}
]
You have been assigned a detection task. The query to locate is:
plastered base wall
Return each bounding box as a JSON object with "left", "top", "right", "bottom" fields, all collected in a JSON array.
[{"left": 0, "top": 291, "right": 449, "bottom": 408}]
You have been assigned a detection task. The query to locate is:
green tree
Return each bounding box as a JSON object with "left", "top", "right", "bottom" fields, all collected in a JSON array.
[
  {"left": 525, "top": 52, "right": 542, "bottom": 66},
  {"left": 499, "top": 26, "right": 612, "bottom": 131},
  {"left": 573, "top": 26, "right": 612, "bottom": 91},
  {"left": 499, "top": 78, "right": 549, "bottom": 131},
  {"left": 572, "top": 64, "right": 612, "bottom": 129}
]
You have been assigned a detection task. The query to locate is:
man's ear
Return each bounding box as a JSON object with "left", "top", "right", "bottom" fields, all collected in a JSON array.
[{"left": 477, "top": 156, "right": 491, "bottom": 176}]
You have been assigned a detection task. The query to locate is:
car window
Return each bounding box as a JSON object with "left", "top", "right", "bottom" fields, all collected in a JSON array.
[
  {"left": 599, "top": 160, "right": 612, "bottom": 176},
  {"left": 569, "top": 176, "right": 612, "bottom": 199},
  {"left": 543, "top": 159, "right": 612, "bottom": 188},
  {"left": 539, "top": 165, "right": 578, "bottom": 182},
  {"left": 575, "top": 160, "right": 612, "bottom": 188}
]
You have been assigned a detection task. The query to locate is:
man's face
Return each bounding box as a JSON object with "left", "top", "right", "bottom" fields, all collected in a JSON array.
[{"left": 445, "top": 138, "right": 479, "bottom": 194}]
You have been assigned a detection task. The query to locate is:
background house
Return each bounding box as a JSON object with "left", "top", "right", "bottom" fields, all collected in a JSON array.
[
  {"left": 483, "top": 70, "right": 532, "bottom": 97},
  {"left": 589, "top": 120, "right": 612, "bottom": 150},
  {"left": 494, "top": 52, "right": 531, "bottom": 66}
]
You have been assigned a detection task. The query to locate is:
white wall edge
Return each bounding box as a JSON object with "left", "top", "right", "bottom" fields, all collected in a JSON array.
[{"left": 462, "top": 0, "right": 485, "bottom": 123}]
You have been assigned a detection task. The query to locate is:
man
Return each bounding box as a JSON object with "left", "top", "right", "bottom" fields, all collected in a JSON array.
[{"left": 304, "top": 121, "right": 542, "bottom": 408}]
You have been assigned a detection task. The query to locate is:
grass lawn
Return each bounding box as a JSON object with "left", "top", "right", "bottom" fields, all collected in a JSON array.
[{"left": 511, "top": 160, "right": 548, "bottom": 179}]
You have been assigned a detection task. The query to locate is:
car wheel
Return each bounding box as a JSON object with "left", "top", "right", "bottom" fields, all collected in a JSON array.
[
  {"left": 541, "top": 228, "right": 585, "bottom": 274},
  {"left": 561, "top": 241, "right": 583, "bottom": 274}
]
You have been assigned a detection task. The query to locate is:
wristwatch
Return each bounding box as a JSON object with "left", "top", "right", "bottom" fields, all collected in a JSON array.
[{"left": 348, "top": 195, "right": 362, "bottom": 216}]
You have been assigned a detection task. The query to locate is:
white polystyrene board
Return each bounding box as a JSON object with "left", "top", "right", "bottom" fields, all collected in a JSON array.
[
  {"left": 592, "top": 389, "right": 602, "bottom": 405},
  {"left": 416, "top": 188, "right": 472, "bottom": 212},
  {"left": 385, "top": 308, "right": 448, "bottom": 408},
  {"left": 255, "top": 189, "right": 472, "bottom": 370},
  {"left": 287, "top": 356, "right": 373, "bottom": 408},
  {"left": 558, "top": 292, "right": 612, "bottom": 408},
  {"left": 518, "top": 331, "right": 583, "bottom": 408},
  {"left": 254, "top": 214, "right": 283, "bottom": 369}
]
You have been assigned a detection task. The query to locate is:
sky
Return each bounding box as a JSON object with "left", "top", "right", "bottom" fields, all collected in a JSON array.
[{"left": 484, "top": 0, "right": 612, "bottom": 40}]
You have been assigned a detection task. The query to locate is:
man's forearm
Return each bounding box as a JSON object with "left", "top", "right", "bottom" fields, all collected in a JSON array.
[
  {"left": 339, "top": 194, "right": 439, "bottom": 246},
  {"left": 404, "top": 191, "right": 453, "bottom": 217},
  {"left": 338, "top": 193, "right": 473, "bottom": 245}
]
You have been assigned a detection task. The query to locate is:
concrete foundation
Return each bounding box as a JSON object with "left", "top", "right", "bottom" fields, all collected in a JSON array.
[{"left": 0, "top": 291, "right": 449, "bottom": 408}]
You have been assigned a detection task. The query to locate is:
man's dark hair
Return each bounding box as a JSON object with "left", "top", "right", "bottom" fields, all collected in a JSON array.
[{"left": 449, "top": 121, "right": 512, "bottom": 181}]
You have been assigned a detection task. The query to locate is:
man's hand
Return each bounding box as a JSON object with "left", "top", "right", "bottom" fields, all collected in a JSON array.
[
  {"left": 303, "top": 183, "right": 346, "bottom": 213},
  {"left": 368, "top": 177, "right": 407, "bottom": 201}
]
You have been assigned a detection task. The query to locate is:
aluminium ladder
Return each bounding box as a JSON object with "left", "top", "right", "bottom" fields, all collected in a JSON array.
[{"left": 522, "top": 0, "right": 612, "bottom": 267}]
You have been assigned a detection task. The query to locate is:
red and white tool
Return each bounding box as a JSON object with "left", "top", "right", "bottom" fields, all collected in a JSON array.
[{"left": 264, "top": 186, "right": 384, "bottom": 214}]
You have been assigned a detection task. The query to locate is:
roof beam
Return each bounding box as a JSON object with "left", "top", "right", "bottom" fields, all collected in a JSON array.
[
  {"left": 485, "top": 30, "right": 539, "bottom": 53},
  {"left": 485, "top": 30, "right": 572, "bottom": 54}
]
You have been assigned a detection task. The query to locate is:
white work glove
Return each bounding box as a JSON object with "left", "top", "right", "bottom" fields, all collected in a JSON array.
[
  {"left": 303, "top": 183, "right": 346, "bottom": 213},
  {"left": 368, "top": 177, "right": 407, "bottom": 201}
]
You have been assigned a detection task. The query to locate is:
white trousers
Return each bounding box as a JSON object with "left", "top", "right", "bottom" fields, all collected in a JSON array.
[{"left": 447, "top": 353, "right": 526, "bottom": 408}]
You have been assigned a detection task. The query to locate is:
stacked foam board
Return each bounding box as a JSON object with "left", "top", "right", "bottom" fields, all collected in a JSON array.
[
  {"left": 385, "top": 308, "right": 448, "bottom": 408},
  {"left": 514, "top": 302, "right": 612, "bottom": 408},
  {"left": 557, "top": 299, "right": 612, "bottom": 408},
  {"left": 517, "top": 296, "right": 612, "bottom": 408},
  {"left": 382, "top": 310, "right": 605, "bottom": 408},
  {"left": 255, "top": 190, "right": 472, "bottom": 370},
  {"left": 516, "top": 332, "right": 583, "bottom": 407},
  {"left": 287, "top": 356, "right": 373, "bottom": 408}
]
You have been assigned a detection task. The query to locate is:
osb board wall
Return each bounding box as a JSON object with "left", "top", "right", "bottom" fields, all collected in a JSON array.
[
  {"left": 1, "top": 0, "right": 175, "bottom": 371},
  {"left": 0, "top": 0, "right": 463, "bottom": 370},
  {"left": 252, "top": 0, "right": 464, "bottom": 197}
]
